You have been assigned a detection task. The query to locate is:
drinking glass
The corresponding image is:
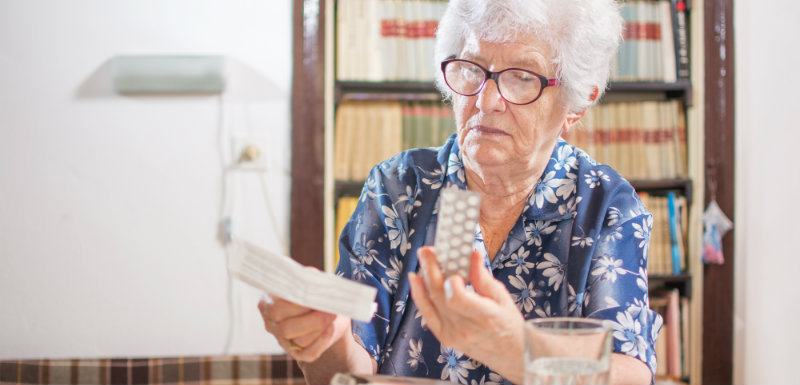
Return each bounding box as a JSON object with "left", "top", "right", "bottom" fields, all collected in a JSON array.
[{"left": 523, "top": 317, "right": 613, "bottom": 385}]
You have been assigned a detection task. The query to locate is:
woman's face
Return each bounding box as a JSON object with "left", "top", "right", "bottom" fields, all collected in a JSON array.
[{"left": 453, "top": 33, "right": 574, "bottom": 176}]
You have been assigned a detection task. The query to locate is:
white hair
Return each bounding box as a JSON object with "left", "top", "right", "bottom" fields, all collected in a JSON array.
[{"left": 434, "top": 0, "right": 624, "bottom": 113}]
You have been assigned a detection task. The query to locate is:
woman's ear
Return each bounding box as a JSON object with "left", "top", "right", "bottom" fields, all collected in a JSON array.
[
  {"left": 562, "top": 109, "right": 587, "bottom": 134},
  {"left": 561, "top": 86, "right": 599, "bottom": 134}
]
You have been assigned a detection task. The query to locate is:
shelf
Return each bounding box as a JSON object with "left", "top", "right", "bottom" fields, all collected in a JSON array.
[
  {"left": 337, "top": 80, "right": 438, "bottom": 93},
  {"left": 335, "top": 79, "right": 693, "bottom": 105},
  {"left": 335, "top": 81, "right": 440, "bottom": 104},
  {"left": 337, "top": 178, "right": 692, "bottom": 201},
  {"left": 607, "top": 79, "right": 693, "bottom": 106},
  {"left": 650, "top": 273, "right": 692, "bottom": 299},
  {"left": 334, "top": 180, "right": 367, "bottom": 201},
  {"left": 608, "top": 79, "right": 691, "bottom": 93},
  {"left": 631, "top": 178, "right": 693, "bottom": 205}
]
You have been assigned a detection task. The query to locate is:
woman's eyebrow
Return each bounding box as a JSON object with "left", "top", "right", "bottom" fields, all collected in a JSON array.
[
  {"left": 509, "top": 55, "right": 549, "bottom": 72},
  {"left": 459, "top": 52, "right": 482, "bottom": 61}
]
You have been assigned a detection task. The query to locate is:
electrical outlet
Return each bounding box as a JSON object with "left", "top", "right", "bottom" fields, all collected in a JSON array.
[{"left": 231, "top": 134, "right": 269, "bottom": 171}]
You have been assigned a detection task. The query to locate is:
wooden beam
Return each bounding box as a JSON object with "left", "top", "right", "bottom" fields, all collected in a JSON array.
[
  {"left": 291, "top": 0, "right": 325, "bottom": 269},
  {"left": 702, "top": 0, "right": 735, "bottom": 383}
]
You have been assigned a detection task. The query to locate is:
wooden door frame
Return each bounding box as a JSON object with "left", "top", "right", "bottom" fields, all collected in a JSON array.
[
  {"left": 702, "top": 0, "right": 735, "bottom": 383},
  {"left": 290, "top": 0, "right": 326, "bottom": 269}
]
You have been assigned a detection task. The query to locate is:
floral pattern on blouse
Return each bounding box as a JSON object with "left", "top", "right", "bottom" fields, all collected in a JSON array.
[{"left": 336, "top": 134, "right": 662, "bottom": 384}]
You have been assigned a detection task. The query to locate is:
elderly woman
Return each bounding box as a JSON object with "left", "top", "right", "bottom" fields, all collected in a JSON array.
[{"left": 259, "top": 0, "right": 660, "bottom": 384}]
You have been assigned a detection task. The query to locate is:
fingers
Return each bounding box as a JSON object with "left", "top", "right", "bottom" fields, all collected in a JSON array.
[
  {"left": 257, "top": 294, "right": 338, "bottom": 359},
  {"left": 291, "top": 322, "right": 336, "bottom": 362},
  {"left": 467, "top": 250, "right": 511, "bottom": 304},
  {"left": 414, "top": 247, "right": 487, "bottom": 332},
  {"left": 408, "top": 271, "right": 442, "bottom": 333},
  {"left": 259, "top": 295, "right": 313, "bottom": 323},
  {"left": 416, "top": 248, "right": 512, "bottom": 319},
  {"left": 440, "top": 274, "right": 501, "bottom": 321},
  {"left": 417, "top": 246, "right": 446, "bottom": 300},
  {"left": 274, "top": 311, "right": 336, "bottom": 342},
  {"left": 291, "top": 314, "right": 352, "bottom": 362},
  {"left": 417, "top": 246, "right": 476, "bottom": 309}
]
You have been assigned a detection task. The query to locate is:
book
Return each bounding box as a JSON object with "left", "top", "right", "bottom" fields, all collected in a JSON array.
[
  {"left": 335, "top": 100, "right": 452, "bottom": 182},
  {"left": 680, "top": 295, "right": 690, "bottom": 377},
  {"left": 672, "top": 101, "right": 688, "bottom": 178},
  {"left": 335, "top": 196, "right": 361, "bottom": 267},
  {"left": 666, "top": 191, "right": 682, "bottom": 274},
  {"left": 337, "top": 0, "right": 445, "bottom": 82},
  {"left": 671, "top": 0, "right": 691, "bottom": 79},
  {"left": 613, "top": 0, "right": 684, "bottom": 82},
  {"left": 365, "top": 0, "right": 382, "bottom": 81},
  {"left": 638, "top": 192, "right": 690, "bottom": 276},
  {"left": 666, "top": 289, "right": 682, "bottom": 378},
  {"left": 659, "top": 0, "right": 678, "bottom": 82},
  {"left": 614, "top": 2, "right": 637, "bottom": 81},
  {"left": 643, "top": 101, "right": 665, "bottom": 178},
  {"left": 566, "top": 100, "right": 687, "bottom": 181},
  {"left": 650, "top": 294, "right": 669, "bottom": 376},
  {"left": 334, "top": 102, "right": 355, "bottom": 180},
  {"left": 348, "top": 102, "right": 368, "bottom": 181}
]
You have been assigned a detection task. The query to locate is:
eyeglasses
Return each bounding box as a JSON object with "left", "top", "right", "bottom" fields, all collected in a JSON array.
[{"left": 440, "top": 59, "right": 561, "bottom": 105}]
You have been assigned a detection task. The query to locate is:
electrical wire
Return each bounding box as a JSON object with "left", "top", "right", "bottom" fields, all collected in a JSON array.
[
  {"left": 217, "top": 96, "right": 292, "bottom": 354},
  {"left": 258, "top": 170, "right": 289, "bottom": 255},
  {"left": 217, "top": 94, "right": 236, "bottom": 355}
]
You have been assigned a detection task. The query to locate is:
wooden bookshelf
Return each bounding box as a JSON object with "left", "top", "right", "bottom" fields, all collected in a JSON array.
[{"left": 290, "top": 0, "right": 739, "bottom": 382}]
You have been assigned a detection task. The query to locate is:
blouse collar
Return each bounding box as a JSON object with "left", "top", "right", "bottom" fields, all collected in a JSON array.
[{"left": 439, "top": 136, "right": 580, "bottom": 223}]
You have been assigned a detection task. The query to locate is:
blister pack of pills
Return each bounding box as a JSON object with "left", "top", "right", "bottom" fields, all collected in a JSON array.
[{"left": 434, "top": 186, "right": 481, "bottom": 279}]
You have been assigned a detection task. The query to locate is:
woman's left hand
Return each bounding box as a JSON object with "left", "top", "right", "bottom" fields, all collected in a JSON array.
[{"left": 409, "top": 246, "right": 526, "bottom": 383}]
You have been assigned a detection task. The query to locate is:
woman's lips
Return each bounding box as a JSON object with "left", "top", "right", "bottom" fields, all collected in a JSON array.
[{"left": 472, "top": 125, "right": 508, "bottom": 135}]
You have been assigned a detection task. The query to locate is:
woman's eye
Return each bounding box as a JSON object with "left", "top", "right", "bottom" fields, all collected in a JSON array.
[
  {"left": 511, "top": 72, "right": 536, "bottom": 81},
  {"left": 466, "top": 66, "right": 482, "bottom": 74}
]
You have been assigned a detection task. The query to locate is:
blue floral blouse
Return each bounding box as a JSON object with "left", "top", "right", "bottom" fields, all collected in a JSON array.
[{"left": 336, "top": 134, "right": 662, "bottom": 384}]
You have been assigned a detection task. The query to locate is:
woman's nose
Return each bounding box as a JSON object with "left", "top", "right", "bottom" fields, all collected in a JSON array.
[{"left": 475, "top": 78, "right": 506, "bottom": 113}]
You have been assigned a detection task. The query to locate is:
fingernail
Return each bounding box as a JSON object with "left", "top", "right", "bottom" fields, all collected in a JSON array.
[
  {"left": 444, "top": 278, "right": 453, "bottom": 300},
  {"left": 260, "top": 293, "right": 273, "bottom": 304},
  {"left": 417, "top": 251, "right": 428, "bottom": 272}
]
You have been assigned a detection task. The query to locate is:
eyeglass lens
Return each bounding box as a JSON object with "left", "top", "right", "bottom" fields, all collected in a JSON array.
[{"left": 443, "top": 60, "right": 545, "bottom": 105}]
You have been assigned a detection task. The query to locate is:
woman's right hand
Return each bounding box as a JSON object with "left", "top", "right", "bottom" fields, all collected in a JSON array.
[{"left": 257, "top": 295, "right": 352, "bottom": 362}]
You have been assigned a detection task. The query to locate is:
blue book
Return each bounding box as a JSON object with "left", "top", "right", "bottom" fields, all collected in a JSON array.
[{"left": 666, "top": 192, "right": 682, "bottom": 275}]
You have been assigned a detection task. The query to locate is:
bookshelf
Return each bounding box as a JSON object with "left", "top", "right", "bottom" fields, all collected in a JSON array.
[{"left": 290, "top": 0, "right": 736, "bottom": 383}]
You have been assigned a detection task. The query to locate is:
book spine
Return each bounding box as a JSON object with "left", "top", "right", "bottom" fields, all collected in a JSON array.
[
  {"left": 659, "top": 0, "right": 677, "bottom": 82},
  {"left": 671, "top": 0, "right": 691, "bottom": 79},
  {"left": 680, "top": 295, "right": 690, "bottom": 377},
  {"left": 336, "top": 0, "right": 351, "bottom": 80},
  {"left": 666, "top": 289, "right": 682, "bottom": 377},
  {"left": 667, "top": 191, "right": 682, "bottom": 275}
]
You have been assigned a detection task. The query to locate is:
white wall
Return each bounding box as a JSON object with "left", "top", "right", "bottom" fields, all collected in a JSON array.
[
  {"left": 3, "top": 0, "right": 799, "bottom": 378},
  {"left": 0, "top": 1, "right": 291, "bottom": 359},
  {"left": 734, "top": 1, "right": 800, "bottom": 384}
]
